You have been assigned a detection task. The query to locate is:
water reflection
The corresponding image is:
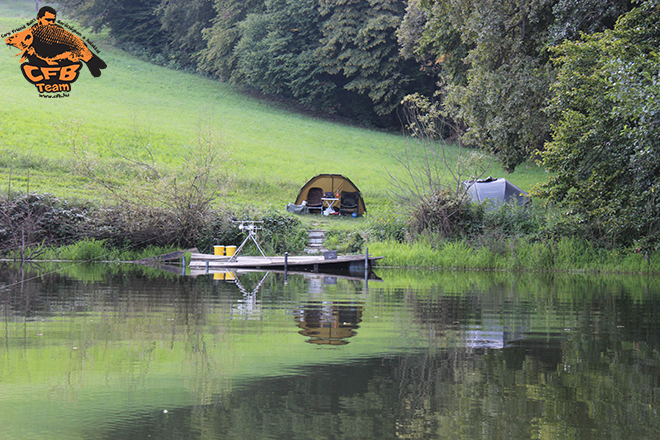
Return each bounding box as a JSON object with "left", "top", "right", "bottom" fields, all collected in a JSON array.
[
  {"left": 229, "top": 271, "right": 269, "bottom": 320},
  {"left": 0, "top": 263, "right": 659, "bottom": 440},
  {"left": 295, "top": 302, "right": 362, "bottom": 345}
]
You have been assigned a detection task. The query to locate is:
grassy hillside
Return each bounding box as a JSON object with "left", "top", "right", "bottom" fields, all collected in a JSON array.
[{"left": 0, "top": 0, "right": 546, "bottom": 220}]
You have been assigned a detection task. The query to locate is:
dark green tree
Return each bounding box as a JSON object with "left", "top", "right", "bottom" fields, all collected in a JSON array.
[
  {"left": 198, "top": 0, "right": 265, "bottom": 80},
  {"left": 397, "top": 1, "right": 469, "bottom": 140},
  {"left": 59, "top": 0, "right": 217, "bottom": 67},
  {"left": 536, "top": 0, "right": 660, "bottom": 249},
  {"left": 397, "top": 0, "right": 635, "bottom": 172},
  {"left": 317, "top": 0, "right": 422, "bottom": 116},
  {"left": 409, "top": 0, "right": 557, "bottom": 172},
  {"left": 398, "top": 0, "right": 468, "bottom": 87},
  {"left": 548, "top": 0, "right": 634, "bottom": 43},
  {"left": 59, "top": 0, "right": 168, "bottom": 53},
  {"left": 230, "top": 0, "right": 334, "bottom": 107},
  {"left": 155, "top": 0, "right": 217, "bottom": 68}
]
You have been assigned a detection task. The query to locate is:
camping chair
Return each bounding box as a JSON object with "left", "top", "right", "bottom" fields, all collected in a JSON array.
[
  {"left": 306, "top": 187, "right": 323, "bottom": 213},
  {"left": 340, "top": 192, "right": 359, "bottom": 215}
]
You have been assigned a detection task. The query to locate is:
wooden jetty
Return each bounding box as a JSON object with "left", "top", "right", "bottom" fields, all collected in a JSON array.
[
  {"left": 188, "top": 252, "right": 383, "bottom": 272},
  {"left": 131, "top": 218, "right": 384, "bottom": 274},
  {"left": 188, "top": 267, "right": 383, "bottom": 282}
]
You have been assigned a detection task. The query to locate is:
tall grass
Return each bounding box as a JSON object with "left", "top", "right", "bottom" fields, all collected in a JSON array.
[
  {"left": 370, "top": 237, "right": 660, "bottom": 274},
  {"left": 40, "top": 238, "right": 177, "bottom": 262}
]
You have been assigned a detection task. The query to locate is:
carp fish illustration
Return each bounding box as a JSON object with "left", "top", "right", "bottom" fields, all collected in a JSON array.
[{"left": 5, "top": 8, "right": 106, "bottom": 77}]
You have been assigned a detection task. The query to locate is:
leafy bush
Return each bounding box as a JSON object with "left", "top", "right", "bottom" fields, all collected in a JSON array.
[
  {"left": 366, "top": 213, "right": 408, "bottom": 242},
  {"left": 195, "top": 211, "right": 244, "bottom": 254},
  {"left": 0, "top": 192, "right": 241, "bottom": 259},
  {"left": 259, "top": 213, "right": 307, "bottom": 255},
  {"left": 88, "top": 205, "right": 194, "bottom": 248},
  {"left": 410, "top": 190, "right": 484, "bottom": 239},
  {"left": 483, "top": 202, "right": 542, "bottom": 237},
  {"left": 0, "top": 193, "right": 90, "bottom": 258}
]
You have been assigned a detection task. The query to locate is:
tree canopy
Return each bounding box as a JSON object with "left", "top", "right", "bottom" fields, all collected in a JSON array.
[
  {"left": 58, "top": 0, "right": 429, "bottom": 127},
  {"left": 397, "top": 0, "right": 638, "bottom": 172},
  {"left": 536, "top": 0, "right": 660, "bottom": 249}
]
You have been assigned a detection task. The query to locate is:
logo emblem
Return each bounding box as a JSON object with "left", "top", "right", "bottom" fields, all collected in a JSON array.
[{"left": 3, "top": 6, "right": 106, "bottom": 97}]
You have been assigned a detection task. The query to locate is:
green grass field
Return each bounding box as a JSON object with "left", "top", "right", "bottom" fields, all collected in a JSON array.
[{"left": 0, "top": 0, "right": 547, "bottom": 224}]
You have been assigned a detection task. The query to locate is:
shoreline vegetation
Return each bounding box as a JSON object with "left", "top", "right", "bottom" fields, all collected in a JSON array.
[
  {"left": 1, "top": 197, "right": 657, "bottom": 275},
  {"left": 368, "top": 239, "right": 658, "bottom": 275},
  {"left": 2, "top": 2, "right": 658, "bottom": 276},
  {"left": 2, "top": 235, "right": 658, "bottom": 275}
]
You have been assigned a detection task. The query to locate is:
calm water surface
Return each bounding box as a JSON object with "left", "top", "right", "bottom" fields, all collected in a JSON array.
[{"left": 1, "top": 263, "right": 659, "bottom": 440}]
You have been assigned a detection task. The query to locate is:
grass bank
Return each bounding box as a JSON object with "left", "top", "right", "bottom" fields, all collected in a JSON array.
[{"left": 368, "top": 238, "right": 659, "bottom": 274}]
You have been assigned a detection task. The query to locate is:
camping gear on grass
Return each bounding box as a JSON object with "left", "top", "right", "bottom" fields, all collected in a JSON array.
[
  {"left": 294, "top": 174, "right": 366, "bottom": 216},
  {"left": 339, "top": 192, "right": 360, "bottom": 215},
  {"left": 305, "top": 187, "right": 324, "bottom": 213},
  {"left": 286, "top": 202, "right": 308, "bottom": 215}
]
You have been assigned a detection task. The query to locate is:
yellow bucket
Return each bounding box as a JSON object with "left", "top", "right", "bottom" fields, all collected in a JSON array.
[
  {"left": 214, "top": 245, "right": 225, "bottom": 256},
  {"left": 226, "top": 245, "right": 236, "bottom": 257}
]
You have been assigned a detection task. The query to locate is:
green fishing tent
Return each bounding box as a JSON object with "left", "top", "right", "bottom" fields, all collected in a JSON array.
[{"left": 294, "top": 174, "right": 366, "bottom": 215}]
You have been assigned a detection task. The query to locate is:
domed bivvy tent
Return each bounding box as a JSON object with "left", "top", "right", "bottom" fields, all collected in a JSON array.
[
  {"left": 294, "top": 174, "right": 366, "bottom": 216},
  {"left": 464, "top": 177, "right": 529, "bottom": 210}
]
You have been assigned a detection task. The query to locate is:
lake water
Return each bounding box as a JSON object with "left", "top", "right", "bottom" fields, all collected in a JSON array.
[{"left": 1, "top": 263, "right": 659, "bottom": 440}]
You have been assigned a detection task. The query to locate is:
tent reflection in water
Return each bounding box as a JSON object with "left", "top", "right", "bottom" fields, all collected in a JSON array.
[
  {"left": 289, "top": 174, "right": 366, "bottom": 216},
  {"left": 295, "top": 302, "right": 363, "bottom": 345},
  {"left": 464, "top": 177, "right": 529, "bottom": 210}
]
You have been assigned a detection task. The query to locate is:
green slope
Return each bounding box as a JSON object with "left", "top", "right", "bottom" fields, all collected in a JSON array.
[{"left": 0, "top": 1, "right": 546, "bottom": 216}]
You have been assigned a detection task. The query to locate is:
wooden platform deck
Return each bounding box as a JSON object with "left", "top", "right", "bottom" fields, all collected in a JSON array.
[
  {"left": 188, "top": 252, "right": 383, "bottom": 272},
  {"left": 188, "top": 267, "right": 383, "bottom": 281}
]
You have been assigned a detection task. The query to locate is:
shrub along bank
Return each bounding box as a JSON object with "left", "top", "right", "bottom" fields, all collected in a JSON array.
[
  {"left": 365, "top": 192, "right": 659, "bottom": 274},
  {"left": 1, "top": 192, "right": 658, "bottom": 274},
  {"left": 0, "top": 193, "right": 308, "bottom": 262}
]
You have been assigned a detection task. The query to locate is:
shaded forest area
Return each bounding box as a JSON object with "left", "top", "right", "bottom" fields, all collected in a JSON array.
[
  {"left": 59, "top": 0, "right": 428, "bottom": 128},
  {"left": 55, "top": 1, "right": 635, "bottom": 139},
  {"left": 54, "top": 0, "right": 660, "bottom": 251}
]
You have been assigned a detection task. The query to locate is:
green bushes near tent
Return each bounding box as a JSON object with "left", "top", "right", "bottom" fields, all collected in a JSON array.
[
  {"left": 3, "top": 190, "right": 657, "bottom": 274},
  {"left": 363, "top": 194, "right": 659, "bottom": 274},
  {"left": 260, "top": 213, "right": 308, "bottom": 255},
  {"left": 365, "top": 192, "right": 544, "bottom": 245}
]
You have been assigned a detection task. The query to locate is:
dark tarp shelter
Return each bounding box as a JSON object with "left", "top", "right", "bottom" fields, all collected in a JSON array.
[
  {"left": 293, "top": 174, "right": 366, "bottom": 215},
  {"left": 464, "top": 177, "right": 528, "bottom": 209}
]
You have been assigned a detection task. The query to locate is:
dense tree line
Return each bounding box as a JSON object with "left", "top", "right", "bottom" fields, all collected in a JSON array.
[
  {"left": 56, "top": 0, "right": 639, "bottom": 156},
  {"left": 538, "top": 0, "right": 660, "bottom": 250},
  {"left": 397, "top": 0, "right": 635, "bottom": 172},
  {"left": 399, "top": 0, "right": 660, "bottom": 249},
  {"left": 56, "top": 1, "right": 635, "bottom": 139},
  {"left": 58, "top": 0, "right": 429, "bottom": 127}
]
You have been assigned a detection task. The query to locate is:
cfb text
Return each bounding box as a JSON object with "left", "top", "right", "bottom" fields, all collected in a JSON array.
[{"left": 21, "top": 64, "right": 82, "bottom": 83}]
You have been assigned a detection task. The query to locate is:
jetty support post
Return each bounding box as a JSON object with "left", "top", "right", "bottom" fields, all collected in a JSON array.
[
  {"left": 181, "top": 255, "right": 186, "bottom": 276},
  {"left": 205, "top": 260, "right": 209, "bottom": 274},
  {"left": 284, "top": 252, "right": 288, "bottom": 284},
  {"left": 364, "top": 247, "right": 369, "bottom": 291}
]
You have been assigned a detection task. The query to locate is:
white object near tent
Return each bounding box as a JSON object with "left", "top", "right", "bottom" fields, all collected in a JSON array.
[{"left": 464, "top": 177, "right": 529, "bottom": 209}]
